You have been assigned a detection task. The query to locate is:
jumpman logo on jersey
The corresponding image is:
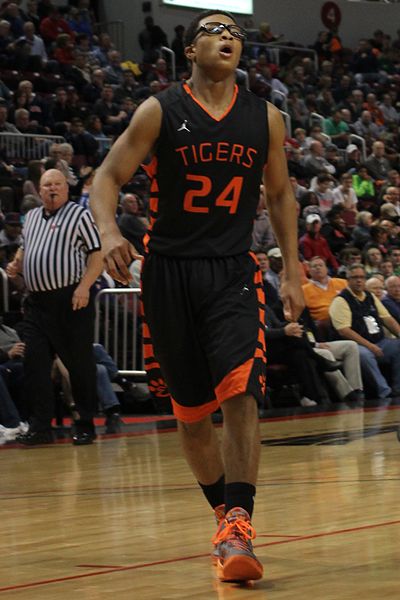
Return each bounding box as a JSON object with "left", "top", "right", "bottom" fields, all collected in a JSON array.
[{"left": 177, "top": 119, "right": 190, "bottom": 133}]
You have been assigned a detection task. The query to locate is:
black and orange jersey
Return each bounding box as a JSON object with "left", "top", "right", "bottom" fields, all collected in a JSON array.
[{"left": 144, "top": 82, "right": 269, "bottom": 257}]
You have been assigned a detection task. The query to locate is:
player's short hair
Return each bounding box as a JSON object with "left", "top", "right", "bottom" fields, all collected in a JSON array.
[{"left": 184, "top": 9, "right": 238, "bottom": 47}]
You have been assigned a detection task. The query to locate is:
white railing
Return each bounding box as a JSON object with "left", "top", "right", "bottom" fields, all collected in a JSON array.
[
  {"left": 271, "top": 88, "right": 288, "bottom": 111},
  {"left": 244, "top": 41, "right": 319, "bottom": 73},
  {"left": 0, "top": 133, "right": 65, "bottom": 161},
  {"left": 310, "top": 112, "right": 325, "bottom": 131},
  {"left": 310, "top": 112, "right": 332, "bottom": 143},
  {"left": 0, "top": 267, "right": 8, "bottom": 313},
  {"left": 349, "top": 134, "right": 367, "bottom": 162},
  {"left": 320, "top": 132, "right": 332, "bottom": 144},
  {"left": 280, "top": 111, "right": 292, "bottom": 137},
  {"left": 94, "top": 288, "right": 145, "bottom": 376},
  {"left": 160, "top": 46, "right": 176, "bottom": 82},
  {"left": 94, "top": 136, "right": 113, "bottom": 155},
  {"left": 0, "top": 276, "right": 142, "bottom": 374}
]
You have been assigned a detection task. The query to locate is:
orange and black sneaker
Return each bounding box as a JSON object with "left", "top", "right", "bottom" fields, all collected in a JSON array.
[
  {"left": 212, "top": 507, "right": 263, "bottom": 582},
  {"left": 211, "top": 504, "right": 225, "bottom": 565},
  {"left": 214, "top": 504, "right": 226, "bottom": 524}
]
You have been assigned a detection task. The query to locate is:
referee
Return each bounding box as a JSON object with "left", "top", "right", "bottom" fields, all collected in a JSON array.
[{"left": 7, "top": 169, "right": 103, "bottom": 446}]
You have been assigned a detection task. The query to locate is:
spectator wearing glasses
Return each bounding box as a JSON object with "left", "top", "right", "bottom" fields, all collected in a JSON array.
[{"left": 329, "top": 263, "right": 400, "bottom": 399}]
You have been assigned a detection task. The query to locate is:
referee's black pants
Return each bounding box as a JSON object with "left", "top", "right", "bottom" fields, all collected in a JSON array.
[{"left": 22, "top": 284, "right": 97, "bottom": 432}]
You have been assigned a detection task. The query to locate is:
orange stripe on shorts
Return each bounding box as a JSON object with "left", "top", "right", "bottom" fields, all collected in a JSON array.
[
  {"left": 171, "top": 398, "right": 220, "bottom": 423},
  {"left": 215, "top": 358, "right": 254, "bottom": 404}
]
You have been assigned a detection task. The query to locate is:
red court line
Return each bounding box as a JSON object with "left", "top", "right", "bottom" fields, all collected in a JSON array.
[
  {"left": 258, "top": 534, "right": 301, "bottom": 538},
  {"left": 1, "top": 519, "right": 399, "bottom": 593},
  {"left": 77, "top": 564, "right": 123, "bottom": 569},
  {"left": 256, "top": 518, "right": 400, "bottom": 548}
]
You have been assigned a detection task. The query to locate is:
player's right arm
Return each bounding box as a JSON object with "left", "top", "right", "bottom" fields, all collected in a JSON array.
[
  {"left": 263, "top": 103, "right": 304, "bottom": 322},
  {"left": 90, "top": 97, "right": 162, "bottom": 284}
]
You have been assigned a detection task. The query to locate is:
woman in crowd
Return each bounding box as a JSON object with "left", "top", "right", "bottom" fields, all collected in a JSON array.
[{"left": 363, "top": 246, "right": 383, "bottom": 276}]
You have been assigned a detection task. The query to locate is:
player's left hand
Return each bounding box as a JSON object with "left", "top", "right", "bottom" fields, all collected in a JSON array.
[
  {"left": 72, "top": 283, "right": 90, "bottom": 311},
  {"left": 280, "top": 274, "right": 305, "bottom": 322}
]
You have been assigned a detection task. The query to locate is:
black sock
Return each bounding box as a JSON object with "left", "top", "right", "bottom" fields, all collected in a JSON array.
[
  {"left": 105, "top": 405, "right": 120, "bottom": 416},
  {"left": 198, "top": 474, "right": 225, "bottom": 510},
  {"left": 225, "top": 482, "right": 256, "bottom": 517}
]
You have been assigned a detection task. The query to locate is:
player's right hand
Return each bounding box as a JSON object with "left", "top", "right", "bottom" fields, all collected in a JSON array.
[{"left": 102, "top": 232, "right": 142, "bottom": 285}]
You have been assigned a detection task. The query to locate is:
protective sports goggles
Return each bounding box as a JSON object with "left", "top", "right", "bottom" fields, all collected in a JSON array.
[{"left": 193, "top": 22, "right": 247, "bottom": 42}]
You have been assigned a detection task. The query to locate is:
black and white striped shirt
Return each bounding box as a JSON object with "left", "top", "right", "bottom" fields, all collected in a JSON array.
[{"left": 22, "top": 202, "right": 101, "bottom": 292}]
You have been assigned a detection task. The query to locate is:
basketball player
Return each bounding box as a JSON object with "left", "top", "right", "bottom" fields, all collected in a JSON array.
[{"left": 90, "top": 10, "right": 304, "bottom": 582}]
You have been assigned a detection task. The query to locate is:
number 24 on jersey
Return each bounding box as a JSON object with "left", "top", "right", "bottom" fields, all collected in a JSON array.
[{"left": 183, "top": 174, "right": 243, "bottom": 214}]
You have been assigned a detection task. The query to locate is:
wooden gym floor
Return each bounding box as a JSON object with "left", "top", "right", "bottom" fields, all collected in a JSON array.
[{"left": 1, "top": 401, "right": 399, "bottom": 599}]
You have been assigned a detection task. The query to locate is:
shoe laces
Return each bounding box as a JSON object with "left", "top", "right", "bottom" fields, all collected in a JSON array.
[
  {"left": 214, "top": 504, "right": 225, "bottom": 524},
  {"left": 212, "top": 516, "right": 256, "bottom": 550}
]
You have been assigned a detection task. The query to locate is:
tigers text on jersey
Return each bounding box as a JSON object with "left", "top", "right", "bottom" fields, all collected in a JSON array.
[{"left": 144, "top": 82, "right": 269, "bottom": 257}]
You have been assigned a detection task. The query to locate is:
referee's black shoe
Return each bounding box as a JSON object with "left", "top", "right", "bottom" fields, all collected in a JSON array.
[
  {"left": 72, "top": 420, "right": 97, "bottom": 446},
  {"left": 72, "top": 431, "right": 96, "bottom": 446},
  {"left": 16, "top": 429, "right": 54, "bottom": 446}
]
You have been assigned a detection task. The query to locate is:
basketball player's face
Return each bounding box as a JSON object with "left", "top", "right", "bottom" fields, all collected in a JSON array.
[{"left": 188, "top": 14, "right": 242, "bottom": 74}]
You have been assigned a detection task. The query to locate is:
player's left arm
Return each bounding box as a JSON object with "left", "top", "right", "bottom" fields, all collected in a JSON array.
[{"left": 263, "top": 102, "right": 304, "bottom": 321}]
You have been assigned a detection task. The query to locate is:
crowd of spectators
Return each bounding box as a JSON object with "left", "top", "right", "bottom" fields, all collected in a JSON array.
[
  {"left": 245, "top": 21, "right": 400, "bottom": 406},
  {"left": 2, "top": 3, "right": 400, "bottom": 434}
]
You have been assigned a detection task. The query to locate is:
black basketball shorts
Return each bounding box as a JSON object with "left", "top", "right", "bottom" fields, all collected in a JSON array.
[{"left": 141, "top": 252, "right": 266, "bottom": 422}]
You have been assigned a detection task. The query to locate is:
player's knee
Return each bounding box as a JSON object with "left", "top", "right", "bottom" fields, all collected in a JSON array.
[
  {"left": 221, "top": 393, "right": 258, "bottom": 419},
  {"left": 178, "top": 416, "right": 212, "bottom": 439}
]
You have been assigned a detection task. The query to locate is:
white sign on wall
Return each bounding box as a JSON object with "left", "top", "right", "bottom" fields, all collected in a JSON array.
[{"left": 161, "top": 0, "right": 253, "bottom": 15}]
